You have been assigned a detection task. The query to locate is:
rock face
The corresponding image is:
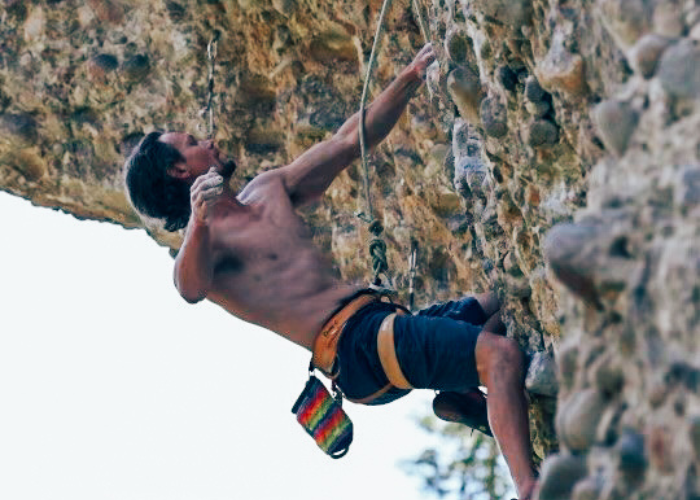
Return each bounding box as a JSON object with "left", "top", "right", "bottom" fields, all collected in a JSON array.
[{"left": 3, "top": 0, "right": 700, "bottom": 497}]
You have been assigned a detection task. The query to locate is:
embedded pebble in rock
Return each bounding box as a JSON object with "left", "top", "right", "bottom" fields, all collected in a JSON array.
[
  {"left": 0, "top": 113, "right": 39, "bottom": 146},
  {"left": 675, "top": 166, "right": 700, "bottom": 215},
  {"left": 447, "top": 67, "right": 484, "bottom": 124},
  {"left": 455, "top": 157, "right": 488, "bottom": 199},
  {"left": 592, "top": 100, "right": 639, "bottom": 157},
  {"left": 272, "top": 0, "right": 296, "bottom": 17},
  {"left": 445, "top": 28, "right": 473, "bottom": 67},
  {"left": 597, "top": 0, "right": 652, "bottom": 50},
  {"left": 526, "top": 351, "right": 559, "bottom": 397},
  {"left": 593, "top": 360, "right": 624, "bottom": 397},
  {"left": 628, "top": 33, "right": 673, "bottom": 79},
  {"left": 616, "top": 428, "right": 647, "bottom": 475},
  {"left": 545, "top": 223, "right": 602, "bottom": 307},
  {"left": 537, "top": 452, "right": 589, "bottom": 500},
  {"left": 497, "top": 65, "right": 518, "bottom": 92},
  {"left": 7, "top": 149, "right": 47, "bottom": 181},
  {"left": 525, "top": 76, "right": 547, "bottom": 103},
  {"left": 653, "top": 2, "right": 684, "bottom": 38},
  {"left": 471, "top": 0, "right": 532, "bottom": 28},
  {"left": 526, "top": 100, "right": 551, "bottom": 118},
  {"left": 537, "top": 37, "right": 587, "bottom": 96},
  {"left": 87, "top": 53, "right": 119, "bottom": 80},
  {"left": 480, "top": 96, "right": 508, "bottom": 138},
  {"left": 657, "top": 39, "right": 700, "bottom": 100},
  {"left": 527, "top": 119, "right": 559, "bottom": 147},
  {"left": 557, "top": 388, "right": 606, "bottom": 452},
  {"left": 572, "top": 476, "right": 603, "bottom": 500},
  {"left": 122, "top": 54, "right": 151, "bottom": 83},
  {"left": 690, "top": 416, "right": 700, "bottom": 458}
]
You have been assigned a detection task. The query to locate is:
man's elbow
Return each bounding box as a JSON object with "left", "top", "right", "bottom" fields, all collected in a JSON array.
[
  {"left": 180, "top": 289, "right": 207, "bottom": 304},
  {"left": 173, "top": 274, "right": 208, "bottom": 304}
]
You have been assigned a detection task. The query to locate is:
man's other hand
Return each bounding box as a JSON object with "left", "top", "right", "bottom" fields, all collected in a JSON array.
[
  {"left": 408, "top": 43, "right": 436, "bottom": 80},
  {"left": 190, "top": 167, "right": 223, "bottom": 225}
]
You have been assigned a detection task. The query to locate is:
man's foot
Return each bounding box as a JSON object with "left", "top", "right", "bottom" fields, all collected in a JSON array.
[{"left": 432, "top": 389, "right": 493, "bottom": 437}]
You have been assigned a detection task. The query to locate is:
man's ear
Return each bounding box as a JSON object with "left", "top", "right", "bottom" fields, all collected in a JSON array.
[{"left": 167, "top": 161, "right": 190, "bottom": 180}]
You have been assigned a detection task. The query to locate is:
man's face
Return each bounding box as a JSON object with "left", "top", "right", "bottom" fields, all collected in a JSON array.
[{"left": 159, "top": 132, "right": 237, "bottom": 182}]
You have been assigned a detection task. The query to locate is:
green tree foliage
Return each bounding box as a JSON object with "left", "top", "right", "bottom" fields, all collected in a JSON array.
[{"left": 402, "top": 414, "right": 515, "bottom": 499}]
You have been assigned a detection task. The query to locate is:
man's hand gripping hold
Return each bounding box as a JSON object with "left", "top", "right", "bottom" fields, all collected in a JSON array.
[{"left": 190, "top": 167, "right": 224, "bottom": 226}]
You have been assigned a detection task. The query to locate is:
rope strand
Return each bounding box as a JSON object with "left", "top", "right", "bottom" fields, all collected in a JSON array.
[{"left": 357, "top": 0, "right": 396, "bottom": 287}]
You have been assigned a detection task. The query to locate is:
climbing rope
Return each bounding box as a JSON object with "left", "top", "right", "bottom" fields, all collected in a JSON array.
[
  {"left": 357, "top": 0, "right": 430, "bottom": 289},
  {"left": 357, "top": 0, "right": 394, "bottom": 288},
  {"left": 199, "top": 30, "right": 221, "bottom": 140}
]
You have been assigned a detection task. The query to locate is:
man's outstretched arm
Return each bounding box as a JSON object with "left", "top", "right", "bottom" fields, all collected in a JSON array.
[{"left": 279, "top": 44, "right": 436, "bottom": 206}]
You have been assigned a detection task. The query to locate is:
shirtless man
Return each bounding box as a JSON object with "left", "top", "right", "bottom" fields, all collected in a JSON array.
[{"left": 123, "top": 44, "right": 537, "bottom": 499}]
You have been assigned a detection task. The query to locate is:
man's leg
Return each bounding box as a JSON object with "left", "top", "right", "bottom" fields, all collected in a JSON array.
[
  {"left": 475, "top": 331, "right": 537, "bottom": 499},
  {"left": 474, "top": 292, "right": 506, "bottom": 335}
]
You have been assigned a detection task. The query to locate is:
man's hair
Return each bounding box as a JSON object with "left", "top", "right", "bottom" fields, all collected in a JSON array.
[{"left": 123, "top": 131, "right": 191, "bottom": 232}]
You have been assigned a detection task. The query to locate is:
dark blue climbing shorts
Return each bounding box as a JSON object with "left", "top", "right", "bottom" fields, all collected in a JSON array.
[{"left": 335, "top": 296, "right": 488, "bottom": 406}]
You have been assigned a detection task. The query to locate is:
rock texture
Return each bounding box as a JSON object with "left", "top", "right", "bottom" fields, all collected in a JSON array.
[{"left": 3, "top": 0, "right": 700, "bottom": 497}]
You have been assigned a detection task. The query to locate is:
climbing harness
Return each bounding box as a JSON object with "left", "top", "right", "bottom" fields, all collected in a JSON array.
[{"left": 199, "top": 30, "right": 221, "bottom": 140}]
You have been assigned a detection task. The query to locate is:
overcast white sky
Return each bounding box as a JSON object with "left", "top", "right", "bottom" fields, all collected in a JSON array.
[{"left": 0, "top": 192, "right": 445, "bottom": 500}]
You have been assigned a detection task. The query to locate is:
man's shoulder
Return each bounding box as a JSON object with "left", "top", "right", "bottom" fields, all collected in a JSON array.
[{"left": 239, "top": 168, "right": 287, "bottom": 197}]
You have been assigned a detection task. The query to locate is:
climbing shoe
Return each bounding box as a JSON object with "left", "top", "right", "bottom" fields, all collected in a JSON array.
[{"left": 432, "top": 388, "right": 493, "bottom": 437}]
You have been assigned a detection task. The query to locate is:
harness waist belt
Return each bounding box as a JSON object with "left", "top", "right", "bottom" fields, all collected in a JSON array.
[{"left": 312, "top": 292, "right": 381, "bottom": 377}]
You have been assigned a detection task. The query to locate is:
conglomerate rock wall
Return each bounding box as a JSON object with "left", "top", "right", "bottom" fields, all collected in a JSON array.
[{"left": 2, "top": 0, "right": 699, "bottom": 497}]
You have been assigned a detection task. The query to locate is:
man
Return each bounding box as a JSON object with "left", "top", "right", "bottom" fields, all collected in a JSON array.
[{"left": 123, "top": 44, "right": 537, "bottom": 499}]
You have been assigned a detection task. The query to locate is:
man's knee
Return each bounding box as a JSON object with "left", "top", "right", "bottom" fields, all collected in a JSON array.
[{"left": 475, "top": 332, "right": 524, "bottom": 387}]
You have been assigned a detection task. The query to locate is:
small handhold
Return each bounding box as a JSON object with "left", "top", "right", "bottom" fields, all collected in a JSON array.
[
  {"left": 90, "top": 53, "right": 119, "bottom": 72},
  {"left": 527, "top": 119, "right": 558, "bottom": 147},
  {"left": 544, "top": 223, "right": 602, "bottom": 307},
  {"left": 447, "top": 67, "right": 484, "bottom": 124},
  {"left": 525, "top": 351, "right": 559, "bottom": 397},
  {"left": 615, "top": 429, "right": 647, "bottom": 474},
  {"left": 309, "top": 31, "right": 357, "bottom": 64},
  {"left": 592, "top": 99, "right": 639, "bottom": 157},
  {"left": 557, "top": 388, "right": 606, "bottom": 452},
  {"left": 628, "top": 33, "right": 673, "bottom": 79},
  {"left": 689, "top": 416, "right": 700, "bottom": 458},
  {"left": 593, "top": 360, "right": 624, "bottom": 397},
  {"left": 480, "top": 96, "right": 508, "bottom": 138},
  {"left": 658, "top": 39, "right": 700, "bottom": 100},
  {"left": 675, "top": 166, "right": 700, "bottom": 215},
  {"left": 537, "top": 452, "right": 588, "bottom": 500},
  {"left": 525, "top": 100, "right": 550, "bottom": 118},
  {"left": 272, "top": 0, "right": 295, "bottom": 16},
  {"left": 444, "top": 28, "right": 474, "bottom": 67},
  {"left": 572, "top": 476, "right": 603, "bottom": 500},
  {"left": 524, "top": 76, "right": 546, "bottom": 102},
  {"left": 653, "top": 2, "right": 684, "bottom": 37},
  {"left": 597, "top": 0, "right": 652, "bottom": 50},
  {"left": 122, "top": 54, "right": 151, "bottom": 82},
  {"left": 470, "top": 0, "right": 532, "bottom": 28},
  {"left": 537, "top": 38, "right": 587, "bottom": 96},
  {"left": 0, "top": 112, "right": 38, "bottom": 145},
  {"left": 454, "top": 157, "right": 488, "bottom": 199}
]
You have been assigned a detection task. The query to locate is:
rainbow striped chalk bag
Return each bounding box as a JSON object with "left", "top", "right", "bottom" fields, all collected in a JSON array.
[{"left": 291, "top": 375, "right": 353, "bottom": 458}]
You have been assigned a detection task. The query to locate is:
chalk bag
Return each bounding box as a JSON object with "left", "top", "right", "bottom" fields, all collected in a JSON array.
[{"left": 291, "top": 374, "right": 353, "bottom": 459}]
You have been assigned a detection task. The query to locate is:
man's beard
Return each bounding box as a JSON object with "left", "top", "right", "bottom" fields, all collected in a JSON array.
[{"left": 220, "top": 158, "right": 237, "bottom": 179}]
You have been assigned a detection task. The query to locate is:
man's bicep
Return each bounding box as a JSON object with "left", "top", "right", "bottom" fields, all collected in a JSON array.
[{"left": 278, "top": 135, "right": 356, "bottom": 206}]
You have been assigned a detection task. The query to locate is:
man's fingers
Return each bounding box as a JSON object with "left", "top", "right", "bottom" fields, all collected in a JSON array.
[
  {"left": 191, "top": 170, "right": 223, "bottom": 193},
  {"left": 200, "top": 186, "right": 223, "bottom": 200}
]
